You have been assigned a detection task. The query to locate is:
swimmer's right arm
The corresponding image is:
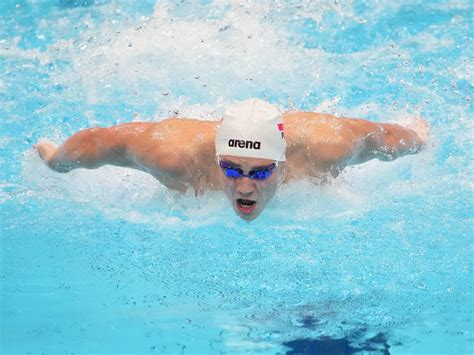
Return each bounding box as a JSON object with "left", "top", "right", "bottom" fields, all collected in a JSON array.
[{"left": 34, "top": 123, "right": 153, "bottom": 172}]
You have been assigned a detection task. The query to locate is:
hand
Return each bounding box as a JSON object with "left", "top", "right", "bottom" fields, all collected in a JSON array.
[{"left": 34, "top": 141, "right": 57, "bottom": 164}]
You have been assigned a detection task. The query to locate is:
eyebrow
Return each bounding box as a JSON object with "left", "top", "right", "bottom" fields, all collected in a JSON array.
[
  {"left": 250, "top": 164, "right": 274, "bottom": 170},
  {"left": 221, "top": 160, "right": 241, "bottom": 168},
  {"left": 221, "top": 160, "right": 273, "bottom": 170}
]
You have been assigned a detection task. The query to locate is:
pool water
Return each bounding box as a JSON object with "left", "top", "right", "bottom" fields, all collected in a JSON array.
[{"left": 1, "top": 0, "right": 472, "bottom": 354}]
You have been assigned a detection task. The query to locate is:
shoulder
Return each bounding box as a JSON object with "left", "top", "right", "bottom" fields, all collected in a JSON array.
[
  {"left": 148, "top": 118, "right": 217, "bottom": 155},
  {"left": 146, "top": 118, "right": 219, "bottom": 191},
  {"left": 283, "top": 112, "right": 354, "bottom": 159},
  {"left": 140, "top": 118, "right": 217, "bottom": 169}
]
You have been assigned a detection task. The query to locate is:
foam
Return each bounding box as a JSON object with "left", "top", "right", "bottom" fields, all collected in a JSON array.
[
  {"left": 21, "top": 140, "right": 435, "bottom": 231},
  {"left": 4, "top": 1, "right": 471, "bottom": 119},
  {"left": 26, "top": 2, "right": 328, "bottom": 113},
  {"left": 22, "top": 147, "right": 231, "bottom": 229}
]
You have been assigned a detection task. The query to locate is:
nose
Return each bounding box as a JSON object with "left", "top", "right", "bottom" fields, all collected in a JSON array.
[{"left": 235, "top": 177, "right": 256, "bottom": 196}]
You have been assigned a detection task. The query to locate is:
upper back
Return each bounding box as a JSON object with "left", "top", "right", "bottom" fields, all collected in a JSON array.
[{"left": 129, "top": 113, "right": 356, "bottom": 189}]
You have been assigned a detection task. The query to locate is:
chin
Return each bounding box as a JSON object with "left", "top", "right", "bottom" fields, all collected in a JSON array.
[{"left": 237, "top": 212, "right": 259, "bottom": 221}]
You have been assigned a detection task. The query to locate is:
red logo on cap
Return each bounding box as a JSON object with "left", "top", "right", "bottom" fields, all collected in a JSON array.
[{"left": 278, "top": 123, "right": 284, "bottom": 138}]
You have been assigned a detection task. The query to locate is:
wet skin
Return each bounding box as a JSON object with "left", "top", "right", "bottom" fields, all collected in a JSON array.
[
  {"left": 34, "top": 112, "right": 428, "bottom": 220},
  {"left": 217, "top": 155, "right": 285, "bottom": 221}
]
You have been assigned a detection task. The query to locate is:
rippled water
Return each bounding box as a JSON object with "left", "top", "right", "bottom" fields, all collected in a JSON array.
[{"left": 1, "top": 1, "right": 472, "bottom": 353}]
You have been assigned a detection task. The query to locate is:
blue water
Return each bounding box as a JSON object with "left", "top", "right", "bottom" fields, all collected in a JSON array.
[{"left": 1, "top": 1, "right": 473, "bottom": 354}]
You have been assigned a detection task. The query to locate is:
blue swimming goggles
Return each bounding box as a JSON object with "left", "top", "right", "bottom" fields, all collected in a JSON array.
[{"left": 219, "top": 160, "right": 276, "bottom": 180}]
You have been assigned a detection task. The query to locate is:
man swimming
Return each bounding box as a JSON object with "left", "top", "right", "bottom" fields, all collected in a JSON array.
[{"left": 35, "top": 98, "right": 428, "bottom": 221}]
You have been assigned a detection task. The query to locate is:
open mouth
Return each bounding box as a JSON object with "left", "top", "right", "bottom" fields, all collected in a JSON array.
[{"left": 236, "top": 199, "right": 257, "bottom": 214}]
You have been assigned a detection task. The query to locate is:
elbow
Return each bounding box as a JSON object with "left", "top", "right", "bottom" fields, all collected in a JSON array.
[{"left": 375, "top": 142, "right": 401, "bottom": 161}]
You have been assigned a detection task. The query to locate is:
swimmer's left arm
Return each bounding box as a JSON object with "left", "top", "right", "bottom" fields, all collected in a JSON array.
[{"left": 347, "top": 117, "right": 428, "bottom": 164}]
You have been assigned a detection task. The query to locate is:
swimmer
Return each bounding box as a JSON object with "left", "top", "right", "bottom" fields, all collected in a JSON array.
[{"left": 35, "top": 98, "right": 429, "bottom": 221}]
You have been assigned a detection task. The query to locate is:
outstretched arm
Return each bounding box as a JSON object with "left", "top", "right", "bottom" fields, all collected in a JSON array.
[
  {"left": 34, "top": 123, "right": 153, "bottom": 173},
  {"left": 273, "top": 112, "right": 428, "bottom": 180},
  {"left": 346, "top": 117, "right": 429, "bottom": 164}
]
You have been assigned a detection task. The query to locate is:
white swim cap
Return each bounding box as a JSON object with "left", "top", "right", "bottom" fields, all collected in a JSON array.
[{"left": 215, "top": 98, "right": 286, "bottom": 161}]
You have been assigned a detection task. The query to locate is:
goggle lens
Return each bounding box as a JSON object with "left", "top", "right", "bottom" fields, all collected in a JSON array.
[
  {"left": 225, "top": 167, "right": 242, "bottom": 178},
  {"left": 219, "top": 161, "right": 276, "bottom": 180}
]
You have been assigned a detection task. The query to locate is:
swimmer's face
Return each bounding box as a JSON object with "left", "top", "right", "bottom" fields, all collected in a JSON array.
[{"left": 218, "top": 155, "right": 285, "bottom": 221}]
